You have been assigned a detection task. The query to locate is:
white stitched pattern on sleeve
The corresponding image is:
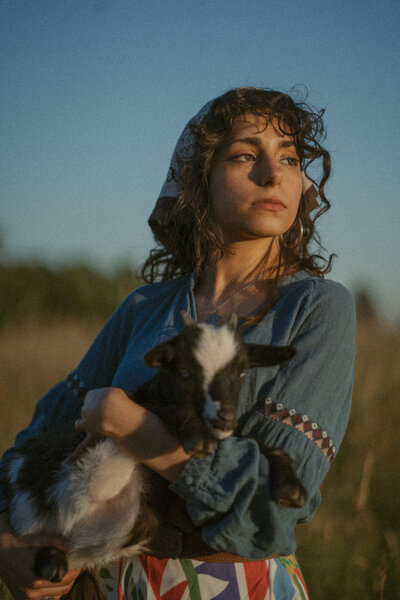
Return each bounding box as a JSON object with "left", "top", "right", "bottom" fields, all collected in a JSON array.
[
  {"left": 261, "top": 397, "right": 336, "bottom": 461},
  {"left": 66, "top": 371, "right": 88, "bottom": 399}
]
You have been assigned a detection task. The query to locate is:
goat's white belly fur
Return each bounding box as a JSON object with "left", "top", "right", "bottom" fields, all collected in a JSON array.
[{"left": 10, "top": 439, "right": 147, "bottom": 569}]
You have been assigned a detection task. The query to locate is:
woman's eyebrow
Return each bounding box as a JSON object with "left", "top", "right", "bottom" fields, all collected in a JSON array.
[
  {"left": 279, "top": 140, "right": 297, "bottom": 149},
  {"left": 228, "top": 137, "right": 296, "bottom": 149},
  {"left": 228, "top": 137, "right": 261, "bottom": 147}
]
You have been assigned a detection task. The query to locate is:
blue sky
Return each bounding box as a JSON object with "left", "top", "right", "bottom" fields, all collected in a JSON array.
[{"left": 1, "top": 0, "right": 399, "bottom": 322}]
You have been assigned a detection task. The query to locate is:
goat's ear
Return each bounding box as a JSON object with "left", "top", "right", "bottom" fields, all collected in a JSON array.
[
  {"left": 145, "top": 342, "right": 176, "bottom": 368},
  {"left": 181, "top": 310, "right": 197, "bottom": 328},
  {"left": 246, "top": 344, "right": 296, "bottom": 368}
]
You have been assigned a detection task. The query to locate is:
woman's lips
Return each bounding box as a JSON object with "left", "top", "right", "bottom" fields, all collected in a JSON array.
[{"left": 253, "top": 199, "right": 285, "bottom": 212}]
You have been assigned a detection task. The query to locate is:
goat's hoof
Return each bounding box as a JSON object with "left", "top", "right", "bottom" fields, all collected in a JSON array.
[
  {"left": 189, "top": 448, "right": 212, "bottom": 458},
  {"left": 151, "top": 528, "right": 183, "bottom": 558},
  {"left": 274, "top": 483, "right": 307, "bottom": 508},
  {"left": 263, "top": 447, "right": 307, "bottom": 508},
  {"left": 189, "top": 448, "right": 207, "bottom": 458},
  {"left": 188, "top": 439, "right": 213, "bottom": 458},
  {"left": 33, "top": 546, "right": 68, "bottom": 583}
]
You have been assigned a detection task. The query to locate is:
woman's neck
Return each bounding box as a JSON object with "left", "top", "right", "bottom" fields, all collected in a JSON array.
[
  {"left": 201, "top": 237, "right": 279, "bottom": 299},
  {"left": 194, "top": 236, "right": 281, "bottom": 323}
]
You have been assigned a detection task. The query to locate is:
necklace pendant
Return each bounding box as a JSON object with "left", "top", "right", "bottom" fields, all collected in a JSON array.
[{"left": 205, "top": 312, "right": 222, "bottom": 327}]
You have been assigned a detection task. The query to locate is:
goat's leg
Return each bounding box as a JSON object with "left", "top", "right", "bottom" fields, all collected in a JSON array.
[
  {"left": 145, "top": 522, "right": 184, "bottom": 558},
  {"left": 188, "top": 437, "right": 214, "bottom": 458},
  {"left": 261, "top": 447, "right": 307, "bottom": 508},
  {"left": 33, "top": 547, "right": 68, "bottom": 583}
]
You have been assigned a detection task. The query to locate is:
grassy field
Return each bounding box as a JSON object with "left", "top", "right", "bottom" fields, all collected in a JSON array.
[{"left": 0, "top": 316, "right": 399, "bottom": 599}]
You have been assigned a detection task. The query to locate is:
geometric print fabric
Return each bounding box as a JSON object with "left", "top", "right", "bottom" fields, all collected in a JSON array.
[
  {"left": 261, "top": 397, "right": 336, "bottom": 462},
  {"left": 90, "top": 554, "right": 309, "bottom": 600}
]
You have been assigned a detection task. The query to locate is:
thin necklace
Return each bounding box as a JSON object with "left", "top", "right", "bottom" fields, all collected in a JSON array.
[{"left": 206, "top": 279, "right": 261, "bottom": 326}]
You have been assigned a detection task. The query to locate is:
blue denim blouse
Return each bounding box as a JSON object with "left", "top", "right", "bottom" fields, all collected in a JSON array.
[{"left": 0, "top": 271, "right": 356, "bottom": 559}]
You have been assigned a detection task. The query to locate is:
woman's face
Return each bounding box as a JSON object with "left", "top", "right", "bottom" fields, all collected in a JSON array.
[{"left": 209, "top": 114, "right": 303, "bottom": 243}]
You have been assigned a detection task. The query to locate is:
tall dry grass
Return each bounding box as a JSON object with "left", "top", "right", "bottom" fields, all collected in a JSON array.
[
  {"left": 0, "top": 319, "right": 102, "bottom": 600},
  {"left": 0, "top": 319, "right": 103, "bottom": 458},
  {"left": 296, "top": 317, "right": 400, "bottom": 599},
  {"left": 0, "top": 316, "right": 399, "bottom": 599}
]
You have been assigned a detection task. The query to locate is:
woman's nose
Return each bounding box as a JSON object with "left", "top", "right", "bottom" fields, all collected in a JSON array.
[{"left": 257, "top": 158, "right": 282, "bottom": 187}]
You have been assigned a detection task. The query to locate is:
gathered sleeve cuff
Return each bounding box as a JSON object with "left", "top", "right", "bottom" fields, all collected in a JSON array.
[{"left": 170, "top": 418, "right": 327, "bottom": 558}]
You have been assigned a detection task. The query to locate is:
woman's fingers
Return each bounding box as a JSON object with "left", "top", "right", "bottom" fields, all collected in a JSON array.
[
  {"left": 74, "top": 388, "right": 115, "bottom": 436},
  {"left": 29, "top": 568, "right": 81, "bottom": 599},
  {"left": 74, "top": 387, "right": 132, "bottom": 439}
]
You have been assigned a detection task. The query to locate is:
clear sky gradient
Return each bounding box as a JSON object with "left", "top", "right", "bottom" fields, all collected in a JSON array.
[{"left": 1, "top": 0, "right": 399, "bottom": 323}]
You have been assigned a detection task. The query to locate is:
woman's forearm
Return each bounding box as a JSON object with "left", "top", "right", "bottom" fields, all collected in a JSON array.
[
  {"left": 108, "top": 404, "right": 190, "bottom": 482},
  {"left": 75, "top": 387, "right": 191, "bottom": 483}
]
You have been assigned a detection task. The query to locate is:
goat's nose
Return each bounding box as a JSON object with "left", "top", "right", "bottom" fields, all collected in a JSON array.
[{"left": 217, "top": 407, "right": 236, "bottom": 423}]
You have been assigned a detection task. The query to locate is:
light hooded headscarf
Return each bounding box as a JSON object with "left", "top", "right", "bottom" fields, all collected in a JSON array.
[{"left": 148, "top": 90, "right": 318, "bottom": 245}]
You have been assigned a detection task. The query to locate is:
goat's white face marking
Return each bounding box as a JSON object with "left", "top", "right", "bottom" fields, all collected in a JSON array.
[
  {"left": 212, "top": 427, "right": 234, "bottom": 440},
  {"left": 194, "top": 323, "right": 239, "bottom": 392}
]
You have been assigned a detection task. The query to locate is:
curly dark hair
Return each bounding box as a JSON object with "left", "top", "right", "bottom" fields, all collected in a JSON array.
[{"left": 142, "top": 87, "right": 333, "bottom": 287}]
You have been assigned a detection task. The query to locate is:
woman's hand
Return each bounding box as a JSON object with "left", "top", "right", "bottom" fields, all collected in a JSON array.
[
  {"left": 75, "top": 387, "right": 190, "bottom": 482},
  {"left": 0, "top": 511, "right": 80, "bottom": 600},
  {"left": 74, "top": 387, "right": 132, "bottom": 439},
  {"left": 74, "top": 387, "right": 149, "bottom": 447}
]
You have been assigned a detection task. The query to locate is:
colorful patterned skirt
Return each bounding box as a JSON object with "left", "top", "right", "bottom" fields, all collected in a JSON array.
[{"left": 69, "top": 555, "right": 308, "bottom": 600}]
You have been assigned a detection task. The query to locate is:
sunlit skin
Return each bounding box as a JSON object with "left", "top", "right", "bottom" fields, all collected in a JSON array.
[
  {"left": 196, "top": 114, "right": 303, "bottom": 319},
  {"left": 210, "top": 115, "right": 302, "bottom": 244}
]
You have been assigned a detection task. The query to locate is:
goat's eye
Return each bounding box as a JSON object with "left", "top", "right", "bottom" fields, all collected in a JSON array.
[{"left": 180, "top": 369, "right": 190, "bottom": 379}]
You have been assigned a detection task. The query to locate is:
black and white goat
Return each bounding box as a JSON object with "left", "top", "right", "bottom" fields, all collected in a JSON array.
[{"left": 5, "top": 312, "right": 305, "bottom": 582}]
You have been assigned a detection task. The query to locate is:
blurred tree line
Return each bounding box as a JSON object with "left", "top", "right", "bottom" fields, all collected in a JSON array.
[
  {"left": 0, "top": 230, "right": 384, "bottom": 328},
  {"left": 0, "top": 260, "right": 140, "bottom": 329},
  {"left": 0, "top": 260, "right": 382, "bottom": 330}
]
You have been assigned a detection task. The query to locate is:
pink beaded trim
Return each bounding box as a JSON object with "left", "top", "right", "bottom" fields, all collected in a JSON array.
[{"left": 261, "top": 397, "right": 336, "bottom": 461}]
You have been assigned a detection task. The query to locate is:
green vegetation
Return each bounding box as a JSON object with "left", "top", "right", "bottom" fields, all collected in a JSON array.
[
  {"left": 0, "top": 268, "right": 398, "bottom": 598},
  {"left": 0, "top": 261, "right": 140, "bottom": 329}
]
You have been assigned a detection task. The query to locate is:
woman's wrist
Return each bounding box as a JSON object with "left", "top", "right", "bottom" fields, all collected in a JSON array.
[
  {"left": 101, "top": 388, "right": 148, "bottom": 439},
  {"left": 141, "top": 424, "right": 191, "bottom": 483},
  {"left": 103, "top": 393, "right": 191, "bottom": 483}
]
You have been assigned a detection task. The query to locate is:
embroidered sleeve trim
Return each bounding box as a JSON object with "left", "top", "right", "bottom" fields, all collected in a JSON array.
[
  {"left": 260, "top": 397, "right": 336, "bottom": 461},
  {"left": 66, "top": 371, "right": 88, "bottom": 399}
]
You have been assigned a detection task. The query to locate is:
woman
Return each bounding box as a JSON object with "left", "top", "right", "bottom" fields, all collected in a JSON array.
[{"left": 0, "top": 87, "right": 356, "bottom": 599}]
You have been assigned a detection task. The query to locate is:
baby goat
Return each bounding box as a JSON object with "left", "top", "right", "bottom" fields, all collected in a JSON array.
[{"left": 5, "top": 312, "right": 305, "bottom": 582}]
